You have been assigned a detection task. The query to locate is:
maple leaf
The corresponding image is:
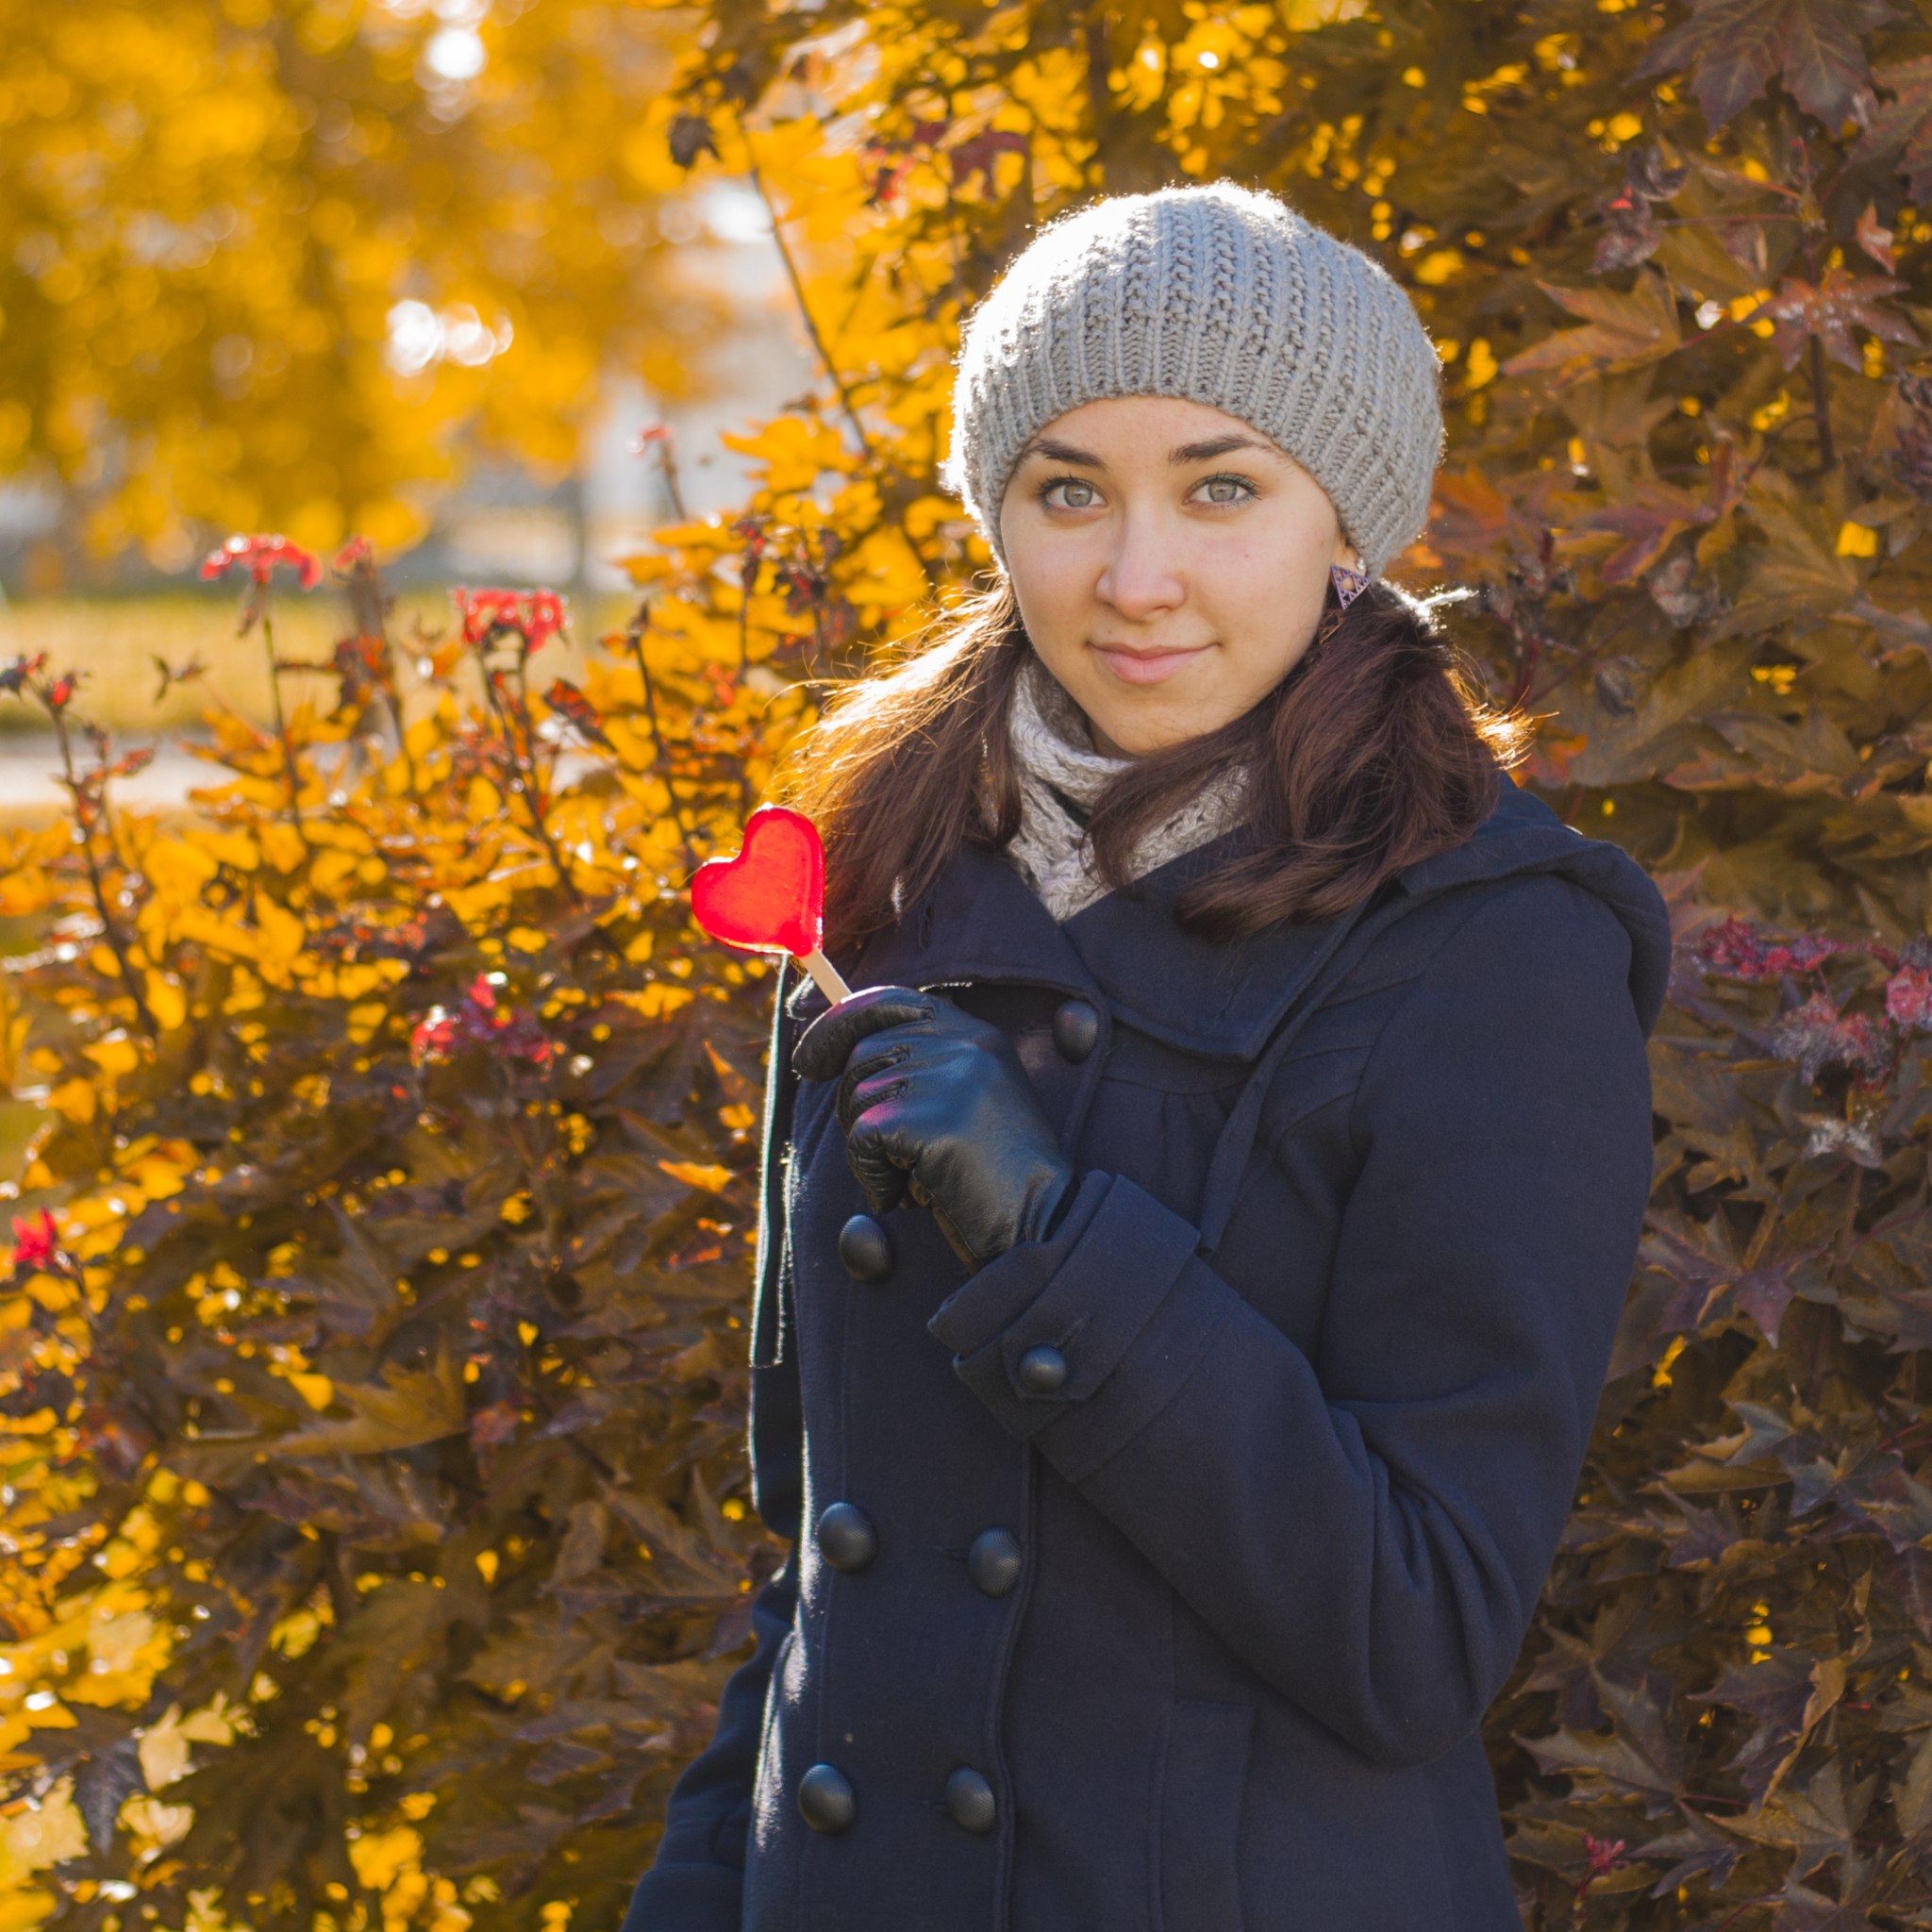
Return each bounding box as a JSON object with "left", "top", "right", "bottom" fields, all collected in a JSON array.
[
  {"left": 1857, "top": 202, "right": 1896, "bottom": 272},
  {"left": 1502, "top": 270, "right": 1681, "bottom": 389},
  {"left": 1851, "top": 58, "right": 1932, "bottom": 199},
  {"left": 1577, "top": 442, "right": 1743, "bottom": 584},
  {"left": 1640, "top": 0, "right": 1894, "bottom": 131},
  {"left": 1751, "top": 269, "right": 1920, "bottom": 372},
  {"left": 1726, "top": 1759, "right": 1869, "bottom": 1883},
  {"left": 272, "top": 1354, "right": 468, "bottom": 1457}
]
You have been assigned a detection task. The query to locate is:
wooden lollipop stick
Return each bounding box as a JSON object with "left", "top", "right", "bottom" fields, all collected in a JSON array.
[{"left": 797, "top": 948, "right": 853, "bottom": 1004}]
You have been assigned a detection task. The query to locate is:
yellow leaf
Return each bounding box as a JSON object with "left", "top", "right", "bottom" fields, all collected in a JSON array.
[
  {"left": 309, "top": 849, "right": 360, "bottom": 894},
  {"left": 286, "top": 1373, "right": 334, "bottom": 1411},
  {"left": 258, "top": 823, "right": 306, "bottom": 874},
  {"left": 349, "top": 1826, "right": 423, "bottom": 1893},
  {"left": 124, "top": 1152, "right": 185, "bottom": 1198},
  {"left": 45, "top": 1079, "right": 96, "bottom": 1125},
  {"left": 170, "top": 905, "right": 258, "bottom": 964},
  {"left": 201, "top": 831, "right": 261, "bottom": 872},
  {"left": 137, "top": 1708, "right": 193, "bottom": 1791},
  {"left": 253, "top": 894, "right": 307, "bottom": 978},
  {"left": 0, "top": 1775, "right": 87, "bottom": 1872},
  {"left": 347, "top": 1001, "right": 389, "bottom": 1043},
  {"left": 142, "top": 839, "right": 220, "bottom": 905},
  {"left": 717, "top": 414, "right": 849, "bottom": 495},
  {"left": 0, "top": 867, "right": 53, "bottom": 918},
  {"left": 83, "top": 1036, "right": 140, "bottom": 1078},
  {"left": 507, "top": 926, "right": 547, "bottom": 953},
  {"left": 1837, "top": 519, "right": 1880, "bottom": 558},
  {"left": 658, "top": 1159, "right": 734, "bottom": 1192},
  {"left": 144, "top": 974, "right": 187, "bottom": 1032}
]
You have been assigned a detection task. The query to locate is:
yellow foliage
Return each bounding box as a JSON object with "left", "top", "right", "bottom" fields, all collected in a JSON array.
[
  {"left": 0, "top": 0, "right": 727, "bottom": 548},
  {"left": 349, "top": 1825, "right": 422, "bottom": 1894}
]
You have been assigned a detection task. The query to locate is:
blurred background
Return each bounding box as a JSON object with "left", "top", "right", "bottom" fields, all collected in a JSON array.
[{"left": 0, "top": 0, "right": 816, "bottom": 774}]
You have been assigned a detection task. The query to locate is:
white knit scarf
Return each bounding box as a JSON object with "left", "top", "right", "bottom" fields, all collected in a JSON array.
[{"left": 1001, "top": 655, "right": 1250, "bottom": 923}]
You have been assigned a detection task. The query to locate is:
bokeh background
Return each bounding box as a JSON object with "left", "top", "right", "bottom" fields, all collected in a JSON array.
[{"left": 0, "top": 0, "right": 816, "bottom": 786}]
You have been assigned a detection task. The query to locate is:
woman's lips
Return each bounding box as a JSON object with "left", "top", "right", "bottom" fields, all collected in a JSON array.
[{"left": 1088, "top": 641, "right": 1212, "bottom": 686}]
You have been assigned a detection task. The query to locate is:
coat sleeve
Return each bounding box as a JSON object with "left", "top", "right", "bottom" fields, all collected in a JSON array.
[{"left": 925, "top": 874, "right": 1656, "bottom": 1768}]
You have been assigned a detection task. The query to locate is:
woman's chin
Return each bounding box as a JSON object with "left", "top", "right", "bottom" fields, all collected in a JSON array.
[{"left": 1081, "top": 697, "right": 1238, "bottom": 758}]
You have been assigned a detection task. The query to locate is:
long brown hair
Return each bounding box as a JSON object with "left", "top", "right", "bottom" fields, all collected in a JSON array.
[{"left": 780, "top": 574, "right": 1536, "bottom": 952}]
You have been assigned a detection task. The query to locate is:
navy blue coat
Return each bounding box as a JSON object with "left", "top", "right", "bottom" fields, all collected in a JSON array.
[{"left": 623, "top": 770, "right": 1670, "bottom": 1931}]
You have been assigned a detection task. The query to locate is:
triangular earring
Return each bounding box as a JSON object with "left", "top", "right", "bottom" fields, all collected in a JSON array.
[{"left": 1329, "top": 562, "right": 1370, "bottom": 610}]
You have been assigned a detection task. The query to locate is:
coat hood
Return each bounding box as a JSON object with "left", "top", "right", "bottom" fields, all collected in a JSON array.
[{"left": 835, "top": 770, "right": 1673, "bottom": 1064}]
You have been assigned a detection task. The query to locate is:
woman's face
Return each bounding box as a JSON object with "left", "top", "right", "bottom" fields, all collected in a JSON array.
[{"left": 997, "top": 395, "right": 1356, "bottom": 758}]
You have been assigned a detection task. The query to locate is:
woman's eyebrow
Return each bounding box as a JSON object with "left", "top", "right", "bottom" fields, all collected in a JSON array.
[
  {"left": 1166, "top": 434, "right": 1274, "bottom": 463},
  {"left": 1012, "top": 436, "right": 1105, "bottom": 465}
]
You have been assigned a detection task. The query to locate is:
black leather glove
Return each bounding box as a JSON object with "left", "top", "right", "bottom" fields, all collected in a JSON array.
[{"left": 791, "top": 986, "right": 1076, "bottom": 1274}]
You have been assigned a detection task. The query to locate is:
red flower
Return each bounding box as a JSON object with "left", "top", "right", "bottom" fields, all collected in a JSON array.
[
  {"left": 1888, "top": 963, "right": 1932, "bottom": 1033},
  {"left": 1771, "top": 990, "right": 1893, "bottom": 1087},
  {"left": 0, "top": 654, "right": 47, "bottom": 695},
  {"left": 631, "top": 424, "right": 673, "bottom": 452},
  {"left": 9, "top": 1210, "right": 58, "bottom": 1272},
  {"left": 409, "top": 976, "right": 552, "bottom": 1070},
  {"left": 199, "top": 534, "right": 323, "bottom": 591},
  {"left": 452, "top": 588, "right": 569, "bottom": 652},
  {"left": 409, "top": 1010, "right": 459, "bottom": 1065},
  {"left": 1696, "top": 915, "right": 1844, "bottom": 982},
  {"left": 45, "top": 675, "right": 75, "bottom": 710},
  {"left": 333, "top": 536, "right": 375, "bottom": 573},
  {"left": 1581, "top": 1835, "right": 1627, "bottom": 1880}
]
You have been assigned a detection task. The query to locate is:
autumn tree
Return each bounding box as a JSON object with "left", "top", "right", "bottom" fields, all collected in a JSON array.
[{"left": 0, "top": 0, "right": 734, "bottom": 565}]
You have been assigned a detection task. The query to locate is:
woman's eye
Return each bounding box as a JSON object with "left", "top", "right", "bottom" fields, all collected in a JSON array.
[
  {"left": 1042, "top": 478, "right": 1105, "bottom": 509},
  {"left": 1197, "top": 475, "right": 1256, "bottom": 505}
]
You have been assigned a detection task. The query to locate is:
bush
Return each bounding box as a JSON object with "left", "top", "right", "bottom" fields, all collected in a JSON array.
[{"left": 0, "top": 536, "right": 825, "bottom": 1932}]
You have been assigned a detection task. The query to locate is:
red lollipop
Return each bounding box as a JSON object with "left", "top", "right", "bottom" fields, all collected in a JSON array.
[{"left": 690, "top": 806, "right": 852, "bottom": 1003}]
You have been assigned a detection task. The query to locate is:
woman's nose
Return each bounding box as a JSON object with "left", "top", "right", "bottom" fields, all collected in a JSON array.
[{"left": 1095, "top": 513, "right": 1187, "bottom": 616}]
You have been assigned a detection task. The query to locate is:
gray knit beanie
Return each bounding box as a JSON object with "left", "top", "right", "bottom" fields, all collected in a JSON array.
[{"left": 938, "top": 180, "right": 1443, "bottom": 579}]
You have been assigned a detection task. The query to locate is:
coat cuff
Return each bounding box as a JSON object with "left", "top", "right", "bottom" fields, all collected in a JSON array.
[{"left": 926, "top": 1171, "right": 1227, "bottom": 1475}]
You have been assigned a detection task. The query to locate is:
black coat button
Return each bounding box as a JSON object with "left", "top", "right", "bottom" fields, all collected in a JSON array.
[
  {"left": 946, "top": 1765, "right": 997, "bottom": 1833},
  {"left": 1052, "top": 998, "right": 1100, "bottom": 1064},
  {"left": 967, "top": 1527, "right": 1022, "bottom": 1597},
  {"left": 816, "top": 1502, "right": 877, "bottom": 1572},
  {"left": 1016, "top": 1343, "right": 1067, "bottom": 1394},
  {"left": 798, "top": 1762, "right": 857, "bottom": 1832},
  {"left": 839, "top": 1214, "right": 893, "bottom": 1284}
]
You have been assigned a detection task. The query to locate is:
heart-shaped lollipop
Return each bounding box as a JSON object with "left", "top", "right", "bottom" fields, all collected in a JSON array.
[{"left": 690, "top": 806, "right": 851, "bottom": 1002}]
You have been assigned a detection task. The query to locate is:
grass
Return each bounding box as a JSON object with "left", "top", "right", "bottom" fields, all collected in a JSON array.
[{"left": 0, "top": 590, "right": 640, "bottom": 737}]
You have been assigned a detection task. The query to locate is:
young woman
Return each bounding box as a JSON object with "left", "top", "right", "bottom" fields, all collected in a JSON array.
[{"left": 624, "top": 180, "right": 1669, "bottom": 1931}]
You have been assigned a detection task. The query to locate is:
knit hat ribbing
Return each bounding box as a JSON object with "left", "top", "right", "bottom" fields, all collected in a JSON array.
[{"left": 938, "top": 181, "right": 1443, "bottom": 578}]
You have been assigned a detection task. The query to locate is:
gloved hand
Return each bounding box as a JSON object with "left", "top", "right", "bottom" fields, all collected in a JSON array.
[{"left": 791, "top": 986, "right": 1076, "bottom": 1274}]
